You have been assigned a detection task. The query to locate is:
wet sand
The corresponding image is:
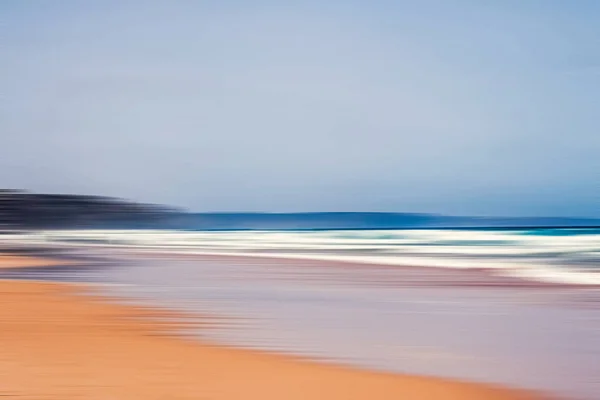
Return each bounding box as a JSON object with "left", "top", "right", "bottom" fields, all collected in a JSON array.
[
  {"left": 0, "top": 261, "right": 549, "bottom": 399},
  {"left": 91, "top": 253, "right": 599, "bottom": 399}
]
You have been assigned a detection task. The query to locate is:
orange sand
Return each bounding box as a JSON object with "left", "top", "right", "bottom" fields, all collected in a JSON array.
[
  {"left": 0, "top": 253, "right": 70, "bottom": 269},
  {"left": 0, "top": 279, "right": 554, "bottom": 399}
]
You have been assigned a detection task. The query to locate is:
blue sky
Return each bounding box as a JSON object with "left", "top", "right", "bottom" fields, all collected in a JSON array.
[{"left": 2, "top": 1, "right": 599, "bottom": 216}]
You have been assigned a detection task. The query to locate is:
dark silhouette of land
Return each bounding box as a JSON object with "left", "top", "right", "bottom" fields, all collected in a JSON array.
[{"left": 0, "top": 189, "right": 177, "bottom": 230}]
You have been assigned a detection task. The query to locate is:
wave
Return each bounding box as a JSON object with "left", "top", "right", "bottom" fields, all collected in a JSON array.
[{"left": 9, "top": 228, "right": 600, "bottom": 286}]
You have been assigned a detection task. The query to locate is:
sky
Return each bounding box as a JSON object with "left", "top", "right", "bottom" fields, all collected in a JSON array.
[{"left": 2, "top": 1, "right": 599, "bottom": 217}]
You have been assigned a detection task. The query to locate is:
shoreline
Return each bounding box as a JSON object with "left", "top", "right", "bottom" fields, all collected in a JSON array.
[
  {"left": 113, "top": 249, "right": 599, "bottom": 289},
  {"left": 8, "top": 225, "right": 600, "bottom": 287},
  {"left": 0, "top": 254, "right": 554, "bottom": 400},
  {"left": 4, "top": 247, "right": 593, "bottom": 290}
]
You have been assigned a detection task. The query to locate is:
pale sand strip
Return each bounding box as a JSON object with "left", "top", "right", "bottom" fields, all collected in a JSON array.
[
  {"left": 0, "top": 253, "right": 71, "bottom": 269},
  {"left": 0, "top": 277, "right": 556, "bottom": 400}
]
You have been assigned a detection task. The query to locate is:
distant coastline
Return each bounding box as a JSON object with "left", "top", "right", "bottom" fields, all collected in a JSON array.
[{"left": 2, "top": 189, "right": 599, "bottom": 231}]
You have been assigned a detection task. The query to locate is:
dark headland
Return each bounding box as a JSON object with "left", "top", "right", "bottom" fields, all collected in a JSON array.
[{"left": 1, "top": 189, "right": 598, "bottom": 231}]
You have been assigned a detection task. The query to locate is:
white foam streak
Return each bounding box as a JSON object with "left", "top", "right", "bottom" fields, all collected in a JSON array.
[{"left": 9, "top": 228, "right": 600, "bottom": 286}]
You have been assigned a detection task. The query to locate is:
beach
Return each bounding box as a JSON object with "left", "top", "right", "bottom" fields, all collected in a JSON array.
[
  {"left": 0, "top": 251, "right": 556, "bottom": 400},
  {"left": 0, "top": 253, "right": 70, "bottom": 269}
]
